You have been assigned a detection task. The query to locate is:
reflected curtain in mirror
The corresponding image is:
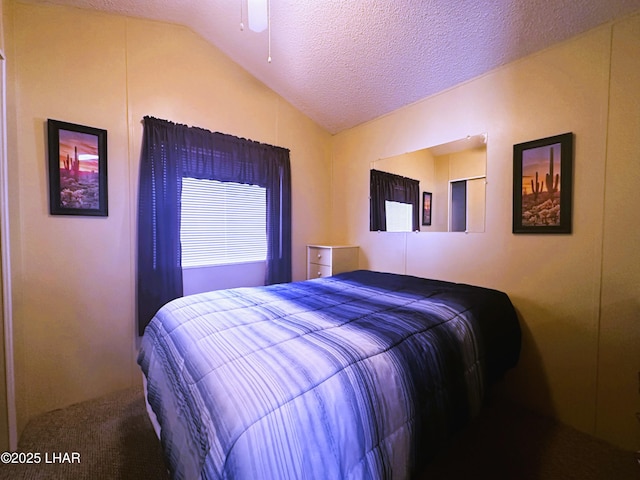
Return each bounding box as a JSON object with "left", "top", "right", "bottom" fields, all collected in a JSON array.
[{"left": 370, "top": 169, "right": 420, "bottom": 231}]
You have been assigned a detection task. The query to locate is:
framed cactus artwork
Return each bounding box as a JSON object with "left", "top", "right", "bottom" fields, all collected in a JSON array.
[
  {"left": 47, "top": 119, "right": 108, "bottom": 216},
  {"left": 512, "top": 132, "right": 573, "bottom": 234},
  {"left": 422, "top": 191, "right": 432, "bottom": 226}
]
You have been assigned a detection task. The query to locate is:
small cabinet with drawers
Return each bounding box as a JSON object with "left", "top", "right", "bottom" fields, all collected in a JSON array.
[{"left": 306, "top": 245, "right": 359, "bottom": 280}]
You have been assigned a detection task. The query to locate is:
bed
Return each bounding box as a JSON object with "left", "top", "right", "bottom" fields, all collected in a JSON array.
[{"left": 138, "top": 270, "right": 521, "bottom": 479}]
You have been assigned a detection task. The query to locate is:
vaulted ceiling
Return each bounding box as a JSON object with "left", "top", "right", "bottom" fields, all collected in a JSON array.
[{"left": 27, "top": 0, "right": 640, "bottom": 133}]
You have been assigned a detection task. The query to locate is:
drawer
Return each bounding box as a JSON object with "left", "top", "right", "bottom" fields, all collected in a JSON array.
[
  {"left": 308, "top": 247, "right": 332, "bottom": 266},
  {"left": 308, "top": 263, "right": 332, "bottom": 279}
]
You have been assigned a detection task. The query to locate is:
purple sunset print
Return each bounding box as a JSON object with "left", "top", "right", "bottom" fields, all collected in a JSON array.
[
  {"left": 520, "top": 142, "right": 561, "bottom": 226},
  {"left": 58, "top": 129, "right": 101, "bottom": 209}
]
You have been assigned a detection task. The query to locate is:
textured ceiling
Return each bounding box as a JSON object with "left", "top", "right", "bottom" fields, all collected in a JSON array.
[{"left": 27, "top": 0, "right": 640, "bottom": 133}]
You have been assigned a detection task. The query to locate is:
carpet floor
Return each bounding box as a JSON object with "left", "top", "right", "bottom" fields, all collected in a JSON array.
[
  {"left": 0, "top": 386, "right": 637, "bottom": 479},
  {"left": 0, "top": 387, "right": 169, "bottom": 480}
]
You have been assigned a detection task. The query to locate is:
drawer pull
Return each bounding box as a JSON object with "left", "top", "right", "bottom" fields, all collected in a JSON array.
[{"left": 317, "top": 254, "right": 322, "bottom": 259}]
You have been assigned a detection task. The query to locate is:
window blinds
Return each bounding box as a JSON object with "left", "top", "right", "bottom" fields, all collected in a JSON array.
[
  {"left": 385, "top": 200, "right": 413, "bottom": 232},
  {"left": 180, "top": 177, "right": 267, "bottom": 267}
]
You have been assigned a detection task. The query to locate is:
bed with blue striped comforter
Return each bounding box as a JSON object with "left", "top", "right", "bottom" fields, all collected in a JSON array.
[{"left": 138, "top": 270, "right": 520, "bottom": 479}]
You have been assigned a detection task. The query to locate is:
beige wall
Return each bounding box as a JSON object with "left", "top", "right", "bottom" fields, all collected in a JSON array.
[
  {"left": 331, "top": 14, "right": 640, "bottom": 450},
  {"left": 597, "top": 15, "right": 640, "bottom": 450},
  {"left": 5, "top": 1, "right": 331, "bottom": 434}
]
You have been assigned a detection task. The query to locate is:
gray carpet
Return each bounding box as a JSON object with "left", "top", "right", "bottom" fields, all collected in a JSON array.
[
  {"left": 1, "top": 385, "right": 638, "bottom": 479},
  {"left": 0, "top": 387, "right": 169, "bottom": 480}
]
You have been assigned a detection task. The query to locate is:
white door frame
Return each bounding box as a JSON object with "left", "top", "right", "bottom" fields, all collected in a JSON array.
[{"left": 0, "top": 49, "right": 17, "bottom": 451}]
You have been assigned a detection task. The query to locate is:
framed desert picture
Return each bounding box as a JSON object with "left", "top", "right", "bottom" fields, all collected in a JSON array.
[
  {"left": 422, "top": 191, "right": 432, "bottom": 226},
  {"left": 47, "top": 119, "right": 108, "bottom": 216},
  {"left": 512, "top": 132, "right": 573, "bottom": 234}
]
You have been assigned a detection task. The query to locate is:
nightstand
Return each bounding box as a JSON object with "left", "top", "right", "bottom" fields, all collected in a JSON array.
[{"left": 306, "top": 245, "right": 359, "bottom": 279}]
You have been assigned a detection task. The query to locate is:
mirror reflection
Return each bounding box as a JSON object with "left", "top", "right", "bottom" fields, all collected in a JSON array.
[{"left": 369, "top": 134, "right": 487, "bottom": 232}]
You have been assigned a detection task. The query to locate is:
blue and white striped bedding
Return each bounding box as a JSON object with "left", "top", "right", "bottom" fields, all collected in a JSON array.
[{"left": 138, "top": 270, "right": 520, "bottom": 479}]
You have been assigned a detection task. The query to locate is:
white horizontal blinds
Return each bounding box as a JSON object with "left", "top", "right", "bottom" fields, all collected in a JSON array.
[
  {"left": 180, "top": 177, "right": 267, "bottom": 267},
  {"left": 385, "top": 200, "right": 413, "bottom": 232}
]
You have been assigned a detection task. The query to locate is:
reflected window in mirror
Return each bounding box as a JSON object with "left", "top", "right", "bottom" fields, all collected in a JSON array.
[
  {"left": 370, "top": 169, "right": 420, "bottom": 231},
  {"left": 385, "top": 201, "right": 413, "bottom": 232}
]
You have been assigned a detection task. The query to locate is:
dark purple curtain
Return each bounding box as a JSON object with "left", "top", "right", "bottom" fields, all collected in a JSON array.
[
  {"left": 137, "top": 116, "right": 292, "bottom": 335},
  {"left": 370, "top": 169, "right": 420, "bottom": 231}
]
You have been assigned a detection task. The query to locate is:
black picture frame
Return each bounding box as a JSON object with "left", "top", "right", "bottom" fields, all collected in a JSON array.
[
  {"left": 422, "top": 191, "right": 432, "bottom": 226},
  {"left": 513, "top": 132, "right": 573, "bottom": 234},
  {"left": 47, "top": 119, "right": 108, "bottom": 216}
]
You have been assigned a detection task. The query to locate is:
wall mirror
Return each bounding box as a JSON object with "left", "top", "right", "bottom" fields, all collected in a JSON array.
[{"left": 370, "top": 134, "right": 487, "bottom": 233}]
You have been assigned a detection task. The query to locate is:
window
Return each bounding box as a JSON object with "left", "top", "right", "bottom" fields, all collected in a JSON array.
[
  {"left": 137, "top": 116, "right": 291, "bottom": 335},
  {"left": 369, "top": 169, "right": 420, "bottom": 231},
  {"left": 180, "top": 177, "right": 267, "bottom": 267},
  {"left": 385, "top": 200, "right": 413, "bottom": 232}
]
